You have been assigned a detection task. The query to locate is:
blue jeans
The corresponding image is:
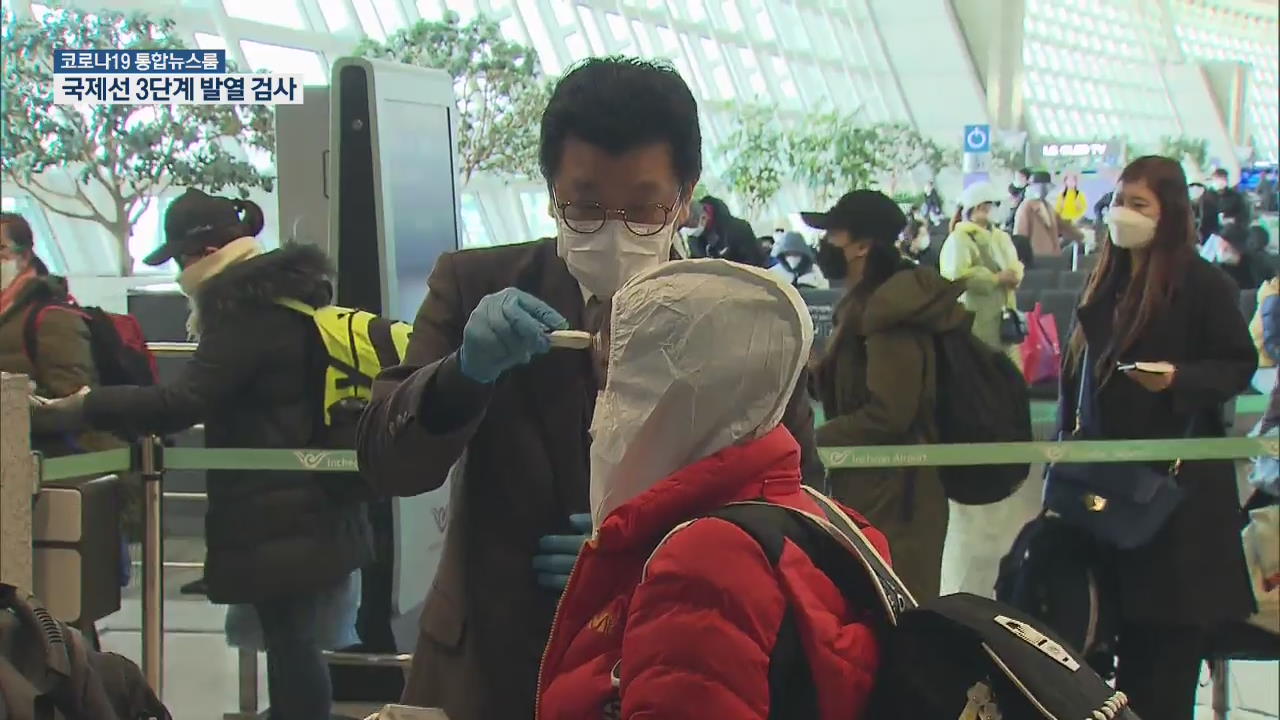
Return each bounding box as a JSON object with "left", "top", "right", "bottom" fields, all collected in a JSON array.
[{"left": 254, "top": 590, "right": 333, "bottom": 720}]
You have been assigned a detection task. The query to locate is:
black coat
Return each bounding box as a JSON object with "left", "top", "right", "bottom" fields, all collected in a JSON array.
[
  {"left": 83, "top": 245, "right": 373, "bottom": 603},
  {"left": 693, "top": 197, "right": 767, "bottom": 266},
  {"left": 1060, "top": 254, "right": 1255, "bottom": 626}
]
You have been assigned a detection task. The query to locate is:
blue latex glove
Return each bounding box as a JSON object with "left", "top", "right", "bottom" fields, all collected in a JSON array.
[
  {"left": 459, "top": 288, "right": 568, "bottom": 384},
  {"left": 534, "top": 513, "right": 593, "bottom": 592}
]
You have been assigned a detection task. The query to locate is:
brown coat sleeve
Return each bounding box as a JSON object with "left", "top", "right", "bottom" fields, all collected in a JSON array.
[
  {"left": 32, "top": 307, "right": 95, "bottom": 398},
  {"left": 357, "top": 252, "right": 493, "bottom": 497}
]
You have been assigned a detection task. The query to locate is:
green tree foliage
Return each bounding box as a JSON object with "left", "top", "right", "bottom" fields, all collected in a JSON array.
[
  {"left": 718, "top": 104, "right": 786, "bottom": 214},
  {"left": 356, "top": 11, "right": 550, "bottom": 183},
  {"left": 1, "top": 7, "right": 274, "bottom": 275},
  {"left": 1158, "top": 135, "right": 1210, "bottom": 172}
]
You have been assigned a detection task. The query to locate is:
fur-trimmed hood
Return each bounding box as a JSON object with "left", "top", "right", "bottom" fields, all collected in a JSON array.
[{"left": 195, "top": 243, "right": 333, "bottom": 324}]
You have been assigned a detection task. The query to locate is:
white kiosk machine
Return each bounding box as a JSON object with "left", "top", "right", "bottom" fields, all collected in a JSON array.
[{"left": 276, "top": 58, "right": 460, "bottom": 656}]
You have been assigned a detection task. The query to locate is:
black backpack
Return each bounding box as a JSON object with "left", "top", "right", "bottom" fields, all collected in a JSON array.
[
  {"left": 933, "top": 326, "right": 1032, "bottom": 504},
  {"left": 0, "top": 584, "right": 170, "bottom": 720},
  {"left": 995, "top": 513, "right": 1120, "bottom": 679},
  {"left": 695, "top": 488, "right": 1139, "bottom": 720}
]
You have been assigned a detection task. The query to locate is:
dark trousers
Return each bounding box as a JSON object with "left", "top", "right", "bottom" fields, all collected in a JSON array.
[
  {"left": 255, "top": 591, "right": 332, "bottom": 720},
  {"left": 1116, "top": 622, "right": 1205, "bottom": 720}
]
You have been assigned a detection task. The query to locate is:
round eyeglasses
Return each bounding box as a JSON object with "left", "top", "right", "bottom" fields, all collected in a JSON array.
[{"left": 556, "top": 198, "right": 681, "bottom": 236}]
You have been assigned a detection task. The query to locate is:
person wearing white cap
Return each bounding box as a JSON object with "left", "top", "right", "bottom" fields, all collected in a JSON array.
[{"left": 940, "top": 181, "right": 1025, "bottom": 358}]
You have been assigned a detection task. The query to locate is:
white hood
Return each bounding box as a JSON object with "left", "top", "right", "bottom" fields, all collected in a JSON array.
[{"left": 588, "top": 259, "right": 814, "bottom": 531}]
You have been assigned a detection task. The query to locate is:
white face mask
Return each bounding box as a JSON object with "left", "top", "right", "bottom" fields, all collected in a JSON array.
[
  {"left": 1107, "top": 206, "right": 1158, "bottom": 250},
  {"left": 784, "top": 255, "right": 803, "bottom": 270},
  {"left": 685, "top": 224, "right": 705, "bottom": 238},
  {"left": 987, "top": 203, "right": 1008, "bottom": 226},
  {"left": 557, "top": 218, "right": 675, "bottom": 300},
  {"left": 0, "top": 259, "right": 20, "bottom": 290}
]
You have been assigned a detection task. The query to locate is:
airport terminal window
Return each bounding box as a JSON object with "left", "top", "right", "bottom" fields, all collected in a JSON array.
[
  {"left": 316, "top": 0, "right": 354, "bottom": 33},
  {"left": 604, "top": 13, "right": 629, "bottom": 48},
  {"left": 516, "top": 0, "right": 562, "bottom": 74},
  {"left": 238, "top": 41, "right": 327, "bottom": 85},
  {"left": 219, "top": 0, "right": 306, "bottom": 30},
  {"left": 350, "top": 0, "right": 387, "bottom": 41},
  {"left": 193, "top": 33, "right": 227, "bottom": 50},
  {"left": 583, "top": 9, "right": 612, "bottom": 54},
  {"left": 370, "top": 0, "right": 406, "bottom": 33},
  {"left": 458, "top": 193, "right": 491, "bottom": 249},
  {"left": 520, "top": 190, "right": 557, "bottom": 243}
]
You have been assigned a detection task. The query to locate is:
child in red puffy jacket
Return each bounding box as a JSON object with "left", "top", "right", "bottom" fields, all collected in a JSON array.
[{"left": 537, "top": 259, "right": 890, "bottom": 720}]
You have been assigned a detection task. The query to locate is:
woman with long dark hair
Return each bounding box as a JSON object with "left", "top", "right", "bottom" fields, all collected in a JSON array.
[
  {"left": 808, "top": 190, "right": 969, "bottom": 599},
  {"left": 1060, "top": 156, "right": 1255, "bottom": 720}
]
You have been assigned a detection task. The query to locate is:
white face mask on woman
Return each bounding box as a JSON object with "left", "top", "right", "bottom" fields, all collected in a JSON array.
[
  {"left": 556, "top": 219, "right": 675, "bottom": 300},
  {"left": 1107, "top": 206, "right": 1158, "bottom": 250}
]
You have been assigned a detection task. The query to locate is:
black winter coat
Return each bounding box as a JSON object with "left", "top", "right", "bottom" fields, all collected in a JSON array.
[
  {"left": 83, "top": 245, "right": 373, "bottom": 603},
  {"left": 1060, "top": 254, "right": 1255, "bottom": 626}
]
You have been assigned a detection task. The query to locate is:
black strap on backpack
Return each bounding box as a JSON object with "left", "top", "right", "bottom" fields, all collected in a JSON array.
[{"left": 704, "top": 492, "right": 915, "bottom": 719}]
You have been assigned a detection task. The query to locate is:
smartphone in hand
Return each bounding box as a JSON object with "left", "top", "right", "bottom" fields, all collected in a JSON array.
[{"left": 1116, "top": 361, "right": 1175, "bottom": 375}]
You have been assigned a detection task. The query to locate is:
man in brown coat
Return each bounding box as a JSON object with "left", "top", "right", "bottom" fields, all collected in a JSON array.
[{"left": 356, "top": 57, "right": 824, "bottom": 720}]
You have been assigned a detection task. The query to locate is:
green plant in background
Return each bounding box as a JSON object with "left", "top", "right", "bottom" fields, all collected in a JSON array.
[
  {"left": 868, "top": 122, "right": 954, "bottom": 193},
  {"left": 1158, "top": 135, "right": 1210, "bottom": 172},
  {"left": 891, "top": 191, "right": 927, "bottom": 209},
  {"left": 787, "top": 111, "right": 878, "bottom": 205},
  {"left": 0, "top": 6, "right": 275, "bottom": 276},
  {"left": 990, "top": 140, "right": 1028, "bottom": 172},
  {"left": 357, "top": 11, "right": 550, "bottom": 184},
  {"left": 717, "top": 104, "right": 787, "bottom": 215}
]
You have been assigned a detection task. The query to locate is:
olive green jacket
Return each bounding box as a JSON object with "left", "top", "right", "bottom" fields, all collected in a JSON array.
[{"left": 812, "top": 266, "right": 969, "bottom": 599}]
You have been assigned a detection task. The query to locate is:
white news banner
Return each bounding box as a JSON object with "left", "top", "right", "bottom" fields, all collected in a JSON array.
[{"left": 53, "top": 73, "right": 303, "bottom": 105}]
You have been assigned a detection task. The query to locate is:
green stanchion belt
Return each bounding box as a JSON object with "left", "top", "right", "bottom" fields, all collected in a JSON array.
[
  {"left": 819, "top": 436, "right": 1276, "bottom": 469},
  {"left": 32, "top": 438, "right": 1277, "bottom": 480},
  {"left": 164, "top": 447, "right": 359, "bottom": 472},
  {"left": 39, "top": 448, "right": 133, "bottom": 482}
]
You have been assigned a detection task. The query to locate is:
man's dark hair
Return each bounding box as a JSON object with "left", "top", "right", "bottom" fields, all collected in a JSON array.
[
  {"left": 540, "top": 56, "right": 701, "bottom": 190},
  {"left": 1018, "top": 167, "right": 1032, "bottom": 179},
  {"left": 1212, "top": 168, "right": 1229, "bottom": 179}
]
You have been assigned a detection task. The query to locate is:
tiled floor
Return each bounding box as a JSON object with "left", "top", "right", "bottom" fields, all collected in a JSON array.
[{"left": 99, "top": 471, "right": 1277, "bottom": 719}]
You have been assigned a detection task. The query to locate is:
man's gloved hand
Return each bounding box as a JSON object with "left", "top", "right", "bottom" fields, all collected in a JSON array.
[
  {"left": 459, "top": 288, "right": 568, "bottom": 384},
  {"left": 533, "top": 513, "right": 592, "bottom": 592},
  {"left": 30, "top": 386, "right": 90, "bottom": 435}
]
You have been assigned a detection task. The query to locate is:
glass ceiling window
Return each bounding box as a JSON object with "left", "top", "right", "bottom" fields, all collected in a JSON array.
[
  {"left": 317, "top": 0, "right": 354, "bottom": 32},
  {"left": 1022, "top": 0, "right": 1178, "bottom": 146},
  {"left": 239, "top": 41, "right": 327, "bottom": 85},
  {"left": 220, "top": 0, "right": 306, "bottom": 29}
]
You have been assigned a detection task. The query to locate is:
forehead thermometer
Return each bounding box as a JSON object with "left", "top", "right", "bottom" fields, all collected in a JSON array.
[{"left": 548, "top": 330, "right": 594, "bottom": 350}]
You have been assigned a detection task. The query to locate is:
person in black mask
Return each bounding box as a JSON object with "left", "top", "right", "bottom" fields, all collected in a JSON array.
[{"left": 806, "top": 190, "right": 968, "bottom": 599}]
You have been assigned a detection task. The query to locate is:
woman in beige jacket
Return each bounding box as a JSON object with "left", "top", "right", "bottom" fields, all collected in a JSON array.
[{"left": 1015, "top": 171, "right": 1084, "bottom": 256}]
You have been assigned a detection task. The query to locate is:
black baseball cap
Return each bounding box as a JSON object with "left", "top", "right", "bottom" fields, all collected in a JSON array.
[
  {"left": 144, "top": 188, "right": 242, "bottom": 266},
  {"left": 801, "top": 190, "right": 906, "bottom": 244},
  {"left": 1031, "top": 171, "right": 1052, "bottom": 184}
]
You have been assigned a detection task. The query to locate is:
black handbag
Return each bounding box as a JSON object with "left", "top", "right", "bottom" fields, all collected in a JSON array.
[
  {"left": 1043, "top": 348, "right": 1185, "bottom": 549},
  {"left": 1000, "top": 308, "right": 1028, "bottom": 345}
]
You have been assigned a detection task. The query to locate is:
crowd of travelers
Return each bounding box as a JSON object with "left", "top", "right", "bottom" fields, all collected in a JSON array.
[{"left": 5, "top": 53, "right": 1279, "bottom": 720}]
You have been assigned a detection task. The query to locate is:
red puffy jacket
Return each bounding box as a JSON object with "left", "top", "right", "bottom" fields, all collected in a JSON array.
[{"left": 536, "top": 425, "right": 890, "bottom": 720}]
